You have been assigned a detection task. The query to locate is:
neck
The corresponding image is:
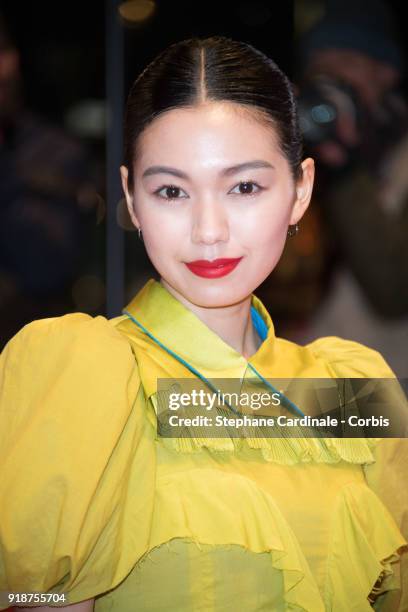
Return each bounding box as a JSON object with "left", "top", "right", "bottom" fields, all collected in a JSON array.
[{"left": 160, "top": 278, "right": 262, "bottom": 359}]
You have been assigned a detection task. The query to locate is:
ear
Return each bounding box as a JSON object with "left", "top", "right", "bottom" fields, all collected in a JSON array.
[
  {"left": 289, "top": 157, "right": 315, "bottom": 225},
  {"left": 120, "top": 165, "right": 141, "bottom": 230}
]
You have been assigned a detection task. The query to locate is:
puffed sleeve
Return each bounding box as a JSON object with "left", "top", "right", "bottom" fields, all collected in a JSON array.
[
  {"left": 307, "top": 335, "right": 399, "bottom": 378},
  {"left": 308, "top": 336, "right": 408, "bottom": 610},
  {"left": 0, "top": 314, "right": 156, "bottom": 608}
]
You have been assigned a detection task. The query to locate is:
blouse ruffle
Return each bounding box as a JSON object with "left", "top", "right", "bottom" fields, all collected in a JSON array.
[
  {"left": 150, "top": 334, "right": 404, "bottom": 466},
  {"left": 0, "top": 317, "right": 406, "bottom": 610}
]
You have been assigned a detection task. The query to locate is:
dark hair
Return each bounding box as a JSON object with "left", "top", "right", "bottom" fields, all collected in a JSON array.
[{"left": 124, "top": 35, "right": 303, "bottom": 189}]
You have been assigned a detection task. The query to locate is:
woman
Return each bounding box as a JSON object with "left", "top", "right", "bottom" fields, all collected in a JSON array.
[{"left": 0, "top": 36, "right": 407, "bottom": 612}]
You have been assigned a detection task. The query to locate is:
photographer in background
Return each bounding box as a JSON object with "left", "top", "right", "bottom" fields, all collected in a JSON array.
[
  {"left": 0, "top": 12, "right": 99, "bottom": 349},
  {"left": 295, "top": 0, "right": 408, "bottom": 376}
]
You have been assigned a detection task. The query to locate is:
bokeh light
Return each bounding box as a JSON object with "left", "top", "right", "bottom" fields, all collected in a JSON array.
[{"left": 118, "top": 0, "right": 156, "bottom": 24}]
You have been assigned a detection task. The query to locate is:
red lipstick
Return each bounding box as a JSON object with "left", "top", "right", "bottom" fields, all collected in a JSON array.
[{"left": 185, "top": 257, "right": 243, "bottom": 278}]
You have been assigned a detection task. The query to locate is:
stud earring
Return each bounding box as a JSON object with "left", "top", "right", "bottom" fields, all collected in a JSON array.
[
  {"left": 138, "top": 227, "right": 143, "bottom": 241},
  {"left": 287, "top": 223, "right": 299, "bottom": 238}
]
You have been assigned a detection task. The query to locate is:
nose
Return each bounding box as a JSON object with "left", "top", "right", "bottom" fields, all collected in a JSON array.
[{"left": 191, "top": 197, "right": 230, "bottom": 245}]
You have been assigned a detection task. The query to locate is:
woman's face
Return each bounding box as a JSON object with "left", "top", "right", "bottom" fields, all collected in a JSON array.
[{"left": 121, "top": 101, "right": 314, "bottom": 308}]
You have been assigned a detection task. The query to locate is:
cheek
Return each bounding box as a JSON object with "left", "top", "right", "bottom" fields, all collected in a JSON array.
[
  {"left": 142, "top": 229, "right": 179, "bottom": 266},
  {"left": 232, "top": 196, "right": 292, "bottom": 249},
  {"left": 135, "top": 198, "right": 186, "bottom": 241},
  {"left": 137, "top": 210, "right": 188, "bottom": 273}
]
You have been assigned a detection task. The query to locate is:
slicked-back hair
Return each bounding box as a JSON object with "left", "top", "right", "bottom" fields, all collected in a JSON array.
[{"left": 124, "top": 36, "right": 303, "bottom": 189}]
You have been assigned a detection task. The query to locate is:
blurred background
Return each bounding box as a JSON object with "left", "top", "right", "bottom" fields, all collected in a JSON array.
[{"left": 0, "top": 0, "right": 407, "bottom": 376}]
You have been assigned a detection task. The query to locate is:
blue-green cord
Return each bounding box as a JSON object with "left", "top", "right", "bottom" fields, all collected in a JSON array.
[
  {"left": 123, "top": 309, "right": 242, "bottom": 416},
  {"left": 247, "top": 362, "right": 305, "bottom": 418},
  {"left": 250, "top": 306, "right": 268, "bottom": 341},
  {"left": 122, "top": 309, "right": 305, "bottom": 418}
]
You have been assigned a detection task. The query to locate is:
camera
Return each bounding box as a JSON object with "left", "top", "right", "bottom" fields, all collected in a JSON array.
[{"left": 297, "top": 75, "right": 362, "bottom": 148}]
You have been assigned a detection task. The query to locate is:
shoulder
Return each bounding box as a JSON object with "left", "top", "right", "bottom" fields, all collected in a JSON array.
[
  {"left": 0, "top": 313, "right": 140, "bottom": 439},
  {"left": 1, "top": 311, "right": 133, "bottom": 365},
  {"left": 1, "top": 312, "right": 132, "bottom": 349},
  {"left": 304, "top": 335, "right": 396, "bottom": 378}
]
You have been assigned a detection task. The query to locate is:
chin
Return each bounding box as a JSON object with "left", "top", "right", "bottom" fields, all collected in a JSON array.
[
  {"left": 190, "top": 288, "right": 250, "bottom": 308},
  {"left": 170, "top": 274, "right": 255, "bottom": 308}
]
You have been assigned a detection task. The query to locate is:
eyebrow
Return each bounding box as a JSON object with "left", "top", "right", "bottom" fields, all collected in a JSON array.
[{"left": 142, "top": 160, "right": 275, "bottom": 179}]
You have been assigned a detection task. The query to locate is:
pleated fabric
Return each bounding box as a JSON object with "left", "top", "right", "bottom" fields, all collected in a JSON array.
[{"left": 0, "top": 278, "right": 406, "bottom": 611}]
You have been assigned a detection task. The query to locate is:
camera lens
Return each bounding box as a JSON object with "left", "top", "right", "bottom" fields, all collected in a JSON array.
[
  {"left": 298, "top": 97, "right": 338, "bottom": 145},
  {"left": 297, "top": 76, "right": 359, "bottom": 147}
]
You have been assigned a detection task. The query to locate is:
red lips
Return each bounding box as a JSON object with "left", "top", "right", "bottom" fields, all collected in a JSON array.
[{"left": 185, "top": 257, "right": 243, "bottom": 278}]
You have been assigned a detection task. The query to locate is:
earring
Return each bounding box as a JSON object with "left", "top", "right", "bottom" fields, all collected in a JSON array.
[
  {"left": 138, "top": 227, "right": 143, "bottom": 241},
  {"left": 287, "top": 223, "right": 299, "bottom": 238}
]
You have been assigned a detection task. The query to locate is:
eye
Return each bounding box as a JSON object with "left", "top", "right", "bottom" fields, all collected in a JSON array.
[
  {"left": 228, "top": 181, "right": 264, "bottom": 196},
  {"left": 153, "top": 185, "right": 189, "bottom": 201}
]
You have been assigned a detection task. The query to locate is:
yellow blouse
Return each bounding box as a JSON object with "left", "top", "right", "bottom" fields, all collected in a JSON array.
[{"left": 0, "top": 278, "right": 407, "bottom": 611}]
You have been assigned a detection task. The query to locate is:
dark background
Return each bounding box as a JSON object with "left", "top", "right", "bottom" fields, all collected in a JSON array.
[
  {"left": 0, "top": 0, "right": 407, "bottom": 348},
  {"left": 2, "top": 0, "right": 406, "bottom": 123},
  {"left": 2, "top": 1, "right": 293, "bottom": 123}
]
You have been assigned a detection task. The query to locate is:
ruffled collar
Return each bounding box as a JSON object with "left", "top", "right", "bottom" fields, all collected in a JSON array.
[
  {"left": 115, "top": 278, "right": 382, "bottom": 465},
  {"left": 121, "top": 278, "right": 276, "bottom": 378}
]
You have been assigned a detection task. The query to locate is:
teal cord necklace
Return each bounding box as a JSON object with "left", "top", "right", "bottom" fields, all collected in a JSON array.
[{"left": 122, "top": 306, "right": 305, "bottom": 418}]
